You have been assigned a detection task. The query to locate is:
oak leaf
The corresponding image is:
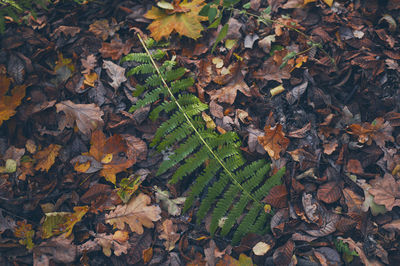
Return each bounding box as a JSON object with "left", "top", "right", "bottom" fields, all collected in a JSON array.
[
  {"left": 208, "top": 62, "right": 252, "bottom": 105},
  {"left": 144, "top": 0, "right": 207, "bottom": 41},
  {"left": 258, "top": 124, "right": 290, "bottom": 160},
  {"left": 347, "top": 117, "right": 394, "bottom": 148},
  {"left": 56, "top": 100, "right": 104, "bottom": 136},
  {"left": 103, "top": 60, "right": 127, "bottom": 91},
  {"left": 34, "top": 144, "right": 62, "bottom": 172},
  {"left": 159, "top": 219, "right": 180, "bottom": 251},
  {"left": 93, "top": 232, "right": 130, "bottom": 257},
  {"left": 369, "top": 174, "right": 400, "bottom": 211},
  {"left": 105, "top": 193, "right": 161, "bottom": 234},
  {"left": 0, "top": 74, "right": 26, "bottom": 126}
]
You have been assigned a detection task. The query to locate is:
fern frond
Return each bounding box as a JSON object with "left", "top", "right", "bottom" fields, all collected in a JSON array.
[{"left": 125, "top": 34, "right": 284, "bottom": 245}]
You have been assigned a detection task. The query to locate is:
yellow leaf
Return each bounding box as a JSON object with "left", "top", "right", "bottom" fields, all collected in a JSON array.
[
  {"left": 303, "top": 0, "right": 317, "bottom": 5},
  {"left": 105, "top": 193, "right": 161, "bottom": 234},
  {"left": 74, "top": 161, "right": 91, "bottom": 172},
  {"left": 42, "top": 206, "right": 88, "bottom": 239},
  {"left": 14, "top": 221, "right": 35, "bottom": 250},
  {"left": 323, "top": 0, "right": 333, "bottom": 7},
  {"left": 83, "top": 72, "right": 98, "bottom": 87},
  {"left": 270, "top": 84, "right": 285, "bottom": 97},
  {"left": 0, "top": 74, "right": 26, "bottom": 126},
  {"left": 202, "top": 112, "right": 216, "bottom": 129},
  {"left": 34, "top": 144, "right": 62, "bottom": 172},
  {"left": 101, "top": 153, "right": 113, "bottom": 164},
  {"left": 144, "top": 0, "right": 207, "bottom": 41}
]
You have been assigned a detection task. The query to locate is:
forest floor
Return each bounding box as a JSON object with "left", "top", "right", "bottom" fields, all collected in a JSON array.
[{"left": 1, "top": 0, "right": 400, "bottom": 265}]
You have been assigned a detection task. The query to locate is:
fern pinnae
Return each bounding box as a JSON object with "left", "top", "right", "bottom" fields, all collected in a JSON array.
[{"left": 127, "top": 34, "right": 284, "bottom": 244}]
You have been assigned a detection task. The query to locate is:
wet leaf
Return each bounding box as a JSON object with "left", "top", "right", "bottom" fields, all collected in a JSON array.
[
  {"left": 258, "top": 124, "right": 290, "bottom": 160},
  {"left": 34, "top": 144, "right": 62, "bottom": 172},
  {"left": 369, "top": 174, "right": 400, "bottom": 211},
  {"left": 56, "top": 100, "right": 104, "bottom": 136},
  {"left": 103, "top": 60, "right": 127, "bottom": 90},
  {"left": 0, "top": 74, "right": 26, "bottom": 126},
  {"left": 105, "top": 193, "right": 161, "bottom": 234},
  {"left": 41, "top": 206, "right": 88, "bottom": 239},
  {"left": 144, "top": 0, "right": 207, "bottom": 41},
  {"left": 159, "top": 219, "right": 180, "bottom": 251}
]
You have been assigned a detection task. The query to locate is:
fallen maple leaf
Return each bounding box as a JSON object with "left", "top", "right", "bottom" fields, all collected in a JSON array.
[
  {"left": 258, "top": 124, "right": 290, "bottom": 160},
  {"left": 0, "top": 74, "right": 26, "bottom": 126},
  {"left": 369, "top": 174, "right": 400, "bottom": 211},
  {"left": 159, "top": 219, "right": 180, "bottom": 251},
  {"left": 144, "top": 0, "right": 207, "bottom": 41},
  {"left": 89, "top": 18, "right": 120, "bottom": 41},
  {"left": 81, "top": 54, "right": 97, "bottom": 75},
  {"left": 56, "top": 100, "right": 104, "bottom": 136},
  {"left": 34, "top": 144, "right": 62, "bottom": 172},
  {"left": 103, "top": 60, "right": 127, "bottom": 91},
  {"left": 105, "top": 193, "right": 161, "bottom": 234},
  {"left": 207, "top": 62, "right": 252, "bottom": 105}
]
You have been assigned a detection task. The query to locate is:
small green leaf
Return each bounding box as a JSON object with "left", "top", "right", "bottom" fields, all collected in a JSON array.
[
  {"left": 199, "top": 4, "right": 210, "bottom": 16},
  {"left": 211, "top": 23, "right": 229, "bottom": 53},
  {"left": 157, "top": 1, "right": 174, "bottom": 10},
  {"left": 209, "top": 14, "right": 222, "bottom": 29},
  {"left": 208, "top": 7, "right": 218, "bottom": 24},
  {"left": 243, "top": 2, "right": 251, "bottom": 9}
]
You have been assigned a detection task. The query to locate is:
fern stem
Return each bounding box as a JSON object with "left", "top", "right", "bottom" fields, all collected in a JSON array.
[{"left": 137, "top": 33, "right": 263, "bottom": 208}]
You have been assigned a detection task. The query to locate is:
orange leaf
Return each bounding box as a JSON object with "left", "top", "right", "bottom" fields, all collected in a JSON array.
[
  {"left": 144, "top": 0, "right": 207, "bottom": 41},
  {"left": 34, "top": 144, "right": 62, "bottom": 172},
  {"left": 258, "top": 124, "right": 290, "bottom": 160},
  {"left": 0, "top": 74, "right": 26, "bottom": 126}
]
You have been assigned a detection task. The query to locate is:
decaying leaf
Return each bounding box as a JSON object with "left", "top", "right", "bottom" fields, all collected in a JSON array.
[
  {"left": 105, "top": 193, "right": 161, "bottom": 234},
  {"left": 34, "top": 144, "right": 62, "bottom": 172},
  {"left": 317, "top": 181, "right": 341, "bottom": 204},
  {"left": 81, "top": 54, "right": 97, "bottom": 74},
  {"left": 258, "top": 124, "right": 290, "bottom": 160},
  {"left": 252, "top": 242, "right": 271, "bottom": 256},
  {"left": 100, "top": 38, "right": 134, "bottom": 61},
  {"left": 56, "top": 100, "right": 104, "bottom": 136},
  {"left": 208, "top": 62, "right": 251, "bottom": 105},
  {"left": 14, "top": 220, "right": 35, "bottom": 250},
  {"left": 103, "top": 60, "right": 127, "bottom": 90},
  {"left": 89, "top": 18, "right": 120, "bottom": 41},
  {"left": 144, "top": 0, "right": 207, "bottom": 41},
  {"left": 42, "top": 206, "right": 88, "bottom": 239},
  {"left": 0, "top": 74, "right": 26, "bottom": 126},
  {"left": 33, "top": 236, "right": 77, "bottom": 265},
  {"left": 369, "top": 174, "right": 400, "bottom": 211},
  {"left": 347, "top": 117, "right": 394, "bottom": 148},
  {"left": 159, "top": 219, "right": 180, "bottom": 251},
  {"left": 93, "top": 232, "right": 130, "bottom": 257},
  {"left": 273, "top": 240, "right": 294, "bottom": 266},
  {"left": 155, "top": 186, "right": 186, "bottom": 216},
  {"left": 263, "top": 184, "right": 288, "bottom": 208}
]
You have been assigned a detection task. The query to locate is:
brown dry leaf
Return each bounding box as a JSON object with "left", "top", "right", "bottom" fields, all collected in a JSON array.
[
  {"left": 323, "top": 140, "right": 338, "bottom": 155},
  {"left": 208, "top": 62, "right": 251, "bottom": 105},
  {"left": 144, "top": 0, "right": 207, "bottom": 41},
  {"left": 33, "top": 236, "right": 77, "bottom": 265},
  {"left": 75, "top": 129, "right": 140, "bottom": 184},
  {"left": 263, "top": 184, "right": 288, "bottom": 208},
  {"left": 143, "top": 247, "right": 153, "bottom": 264},
  {"left": 253, "top": 57, "right": 291, "bottom": 83},
  {"left": 100, "top": 38, "right": 134, "bottom": 61},
  {"left": 93, "top": 232, "right": 130, "bottom": 257},
  {"left": 81, "top": 54, "right": 97, "bottom": 75},
  {"left": 56, "top": 100, "right": 104, "bottom": 136},
  {"left": 34, "top": 144, "right": 62, "bottom": 172},
  {"left": 105, "top": 193, "right": 161, "bottom": 234},
  {"left": 347, "top": 118, "right": 394, "bottom": 148},
  {"left": 0, "top": 74, "right": 26, "bottom": 126},
  {"left": 382, "top": 219, "right": 400, "bottom": 232},
  {"left": 89, "top": 19, "right": 120, "bottom": 41},
  {"left": 346, "top": 159, "right": 364, "bottom": 174},
  {"left": 258, "top": 124, "right": 290, "bottom": 160},
  {"left": 159, "top": 219, "right": 180, "bottom": 251},
  {"left": 369, "top": 174, "right": 400, "bottom": 211},
  {"left": 317, "top": 181, "right": 341, "bottom": 204},
  {"left": 273, "top": 240, "right": 294, "bottom": 266},
  {"left": 52, "top": 26, "right": 81, "bottom": 37},
  {"left": 103, "top": 60, "right": 127, "bottom": 91}
]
